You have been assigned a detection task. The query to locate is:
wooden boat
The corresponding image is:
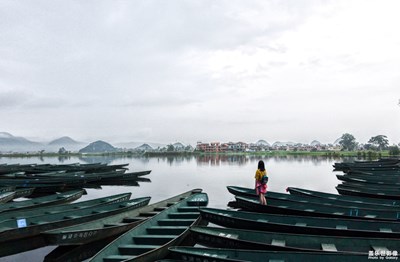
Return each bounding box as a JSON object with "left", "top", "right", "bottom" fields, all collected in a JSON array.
[
  {"left": 227, "top": 186, "right": 400, "bottom": 211},
  {"left": 0, "top": 192, "right": 15, "bottom": 203},
  {"left": 0, "top": 189, "right": 85, "bottom": 213},
  {"left": 287, "top": 187, "right": 400, "bottom": 206},
  {"left": 167, "top": 247, "right": 367, "bottom": 262},
  {"left": 337, "top": 174, "right": 400, "bottom": 186},
  {"left": 0, "top": 196, "right": 150, "bottom": 244},
  {"left": 338, "top": 173, "right": 400, "bottom": 183},
  {"left": 234, "top": 195, "right": 400, "bottom": 221},
  {"left": 89, "top": 192, "right": 209, "bottom": 262},
  {"left": 0, "top": 192, "right": 132, "bottom": 223},
  {"left": 342, "top": 181, "right": 400, "bottom": 191},
  {"left": 200, "top": 207, "right": 400, "bottom": 238},
  {"left": 189, "top": 226, "right": 400, "bottom": 254},
  {"left": 42, "top": 189, "right": 203, "bottom": 245},
  {"left": 336, "top": 184, "right": 400, "bottom": 200}
]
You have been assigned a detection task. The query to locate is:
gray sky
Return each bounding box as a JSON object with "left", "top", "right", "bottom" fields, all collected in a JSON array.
[{"left": 1, "top": 0, "right": 399, "bottom": 145}]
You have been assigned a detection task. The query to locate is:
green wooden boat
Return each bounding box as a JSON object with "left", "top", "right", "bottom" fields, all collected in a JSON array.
[
  {"left": 227, "top": 186, "right": 400, "bottom": 211},
  {"left": 0, "top": 192, "right": 132, "bottom": 223},
  {"left": 336, "top": 184, "right": 400, "bottom": 200},
  {"left": 189, "top": 226, "right": 400, "bottom": 254},
  {"left": 0, "top": 192, "right": 15, "bottom": 203},
  {"left": 341, "top": 172, "right": 400, "bottom": 183},
  {"left": 89, "top": 192, "right": 209, "bottom": 262},
  {"left": 167, "top": 247, "right": 367, "bottom": 262},
  {"left": 337, "top": 174, "right": 400, "bottom": 185},
  {"left": 0, "top": 189, "right": 85, "bottom": 213},
  {"left": 42, "top": 189, "right": 203, "bottom": 245},
  {"left": 340, "top": 180, "right": 400, "bottom": 190},
  {"left": 287, "top": 187, "right": 399, "bottom": 206},
  {"left": 200, "top": 207, "right": 400, "bottom": 238},
  {"left": 235, "top": 195, "right": 400, "bottom": 221},
  {"left": 0, "top": 196, "right": 150, "bottom": 244}
]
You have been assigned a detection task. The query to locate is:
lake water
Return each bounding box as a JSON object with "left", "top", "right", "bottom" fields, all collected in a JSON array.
[{"left": 0, "top": 154, "right": 345, "bottom": 262}]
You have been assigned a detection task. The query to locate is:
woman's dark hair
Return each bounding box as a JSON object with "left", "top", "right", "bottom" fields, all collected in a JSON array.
[{"left": 258, "top": 160, "right": 265, "bottom": 171}]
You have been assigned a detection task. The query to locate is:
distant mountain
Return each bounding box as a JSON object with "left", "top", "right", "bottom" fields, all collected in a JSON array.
[
  {"left": 79, "top": 140, "right": 118, "bottom": 153},
  {"left": 48, "top": 136, "right": 81, "bottom": 145},
  {"left": 256, "top": 140, "right": 270, "bottom": 146},
  {"left": 135, "top": 143, "right": 153, "bottom": 151},
  {"left": 172, "top": 142, "right": 185, "bottom": 149},
  {"left": 310, "top": 140, "right": 321, "bottom": 146},
  {"left": 0, "top": 132, "right": 40, "bottom": 145},
  {"left": 115, "top": 141, "right": 166, "bottom": 150},
  {"left": 333, "top": 137, "right": 342, "bottom": 145}
]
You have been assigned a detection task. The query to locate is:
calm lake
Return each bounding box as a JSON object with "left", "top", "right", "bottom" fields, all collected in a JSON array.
[{"left": 0, "top": 154, "right": 345, "bottom": 262}]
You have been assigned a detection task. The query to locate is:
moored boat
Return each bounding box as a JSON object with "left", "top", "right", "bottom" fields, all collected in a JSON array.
[
  {"left": 200, "top": 207, "right": 400, "bottom": 238},
  {"left": 235, "top": 195, "right": 400, "bottom": 221},
  {"left": 336, "top": 184, "right": 400, "bottom": 200},
  {"left": 0, "top": 196, "right": 151, "bottom": 244},
  {"left": 167, "top": 246, "right": 367, "bottom": 262},
  {"left": 0, "top": 192, "right": 132, "bottom": 223},
  {"left": 42, "top": 189, "right": 203, "bottom": 245},
  {"left": 287, "top": 187, "right": 399, "bottom": 206},
  {"left": 89, "top": 192, "right": 208, "bottom": 262},
  {"left": 189, "top": 226, "right": 400, "bottom": 254},
  {"left": 227, "top": 186, "right": 400, "bottom": 211},
  {"left": 0, "top": 189, "right": 85, "bottom": 213}
]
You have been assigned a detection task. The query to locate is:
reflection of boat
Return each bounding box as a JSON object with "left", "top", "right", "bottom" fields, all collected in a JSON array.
[
  {"left": 189, "top": 226, "right": 400, "bottom": 254},
  {"left": 287, "top": 187, "right": 400, "bottom": 207},
  {"left": 200, "top": 208, "right": 400, "bottom": 238},
  {"left": 43, "top": 189, "right": 202, "bottom": 245},
  {"left": 167, "top": 246, "right": 366, "bottom": 262},
  {"left": 0, "top": 189, "right": 85, "bottom": 213},
  {"left": 0, "top": 196, "right": 150, "bottom": 244},
  {"left": 227, "top": 186, "right": 400, "bottom": 211},
  {"left": 0, "top": 234, "right": 48, "bottom": 257},
  {"left": 0, "top": 192, "right": 132, "bottom": 223},
  {"left": 89, "top": 192, "right": 208, "bottom": 262},
  {"left": 235, "top": 195, "right": 400, "bottom": 221}
]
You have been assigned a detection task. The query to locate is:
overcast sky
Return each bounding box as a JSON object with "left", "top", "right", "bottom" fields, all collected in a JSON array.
[{"left": 1, "top": 0, "right": 399, "bottom": 145}]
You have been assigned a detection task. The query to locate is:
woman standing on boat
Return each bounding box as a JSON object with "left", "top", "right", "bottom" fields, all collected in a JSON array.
[{"left": 255, "top": 160, "right": 268, "bottom": 205}]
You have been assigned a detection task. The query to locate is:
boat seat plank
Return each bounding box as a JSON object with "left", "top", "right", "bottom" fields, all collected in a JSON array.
[
  {"left": 139, "top": 211, "right": 159, "bottom": 217},
  {"left": 122, "top": 217, "right": 145, "bottom": 223},
  {"left": 133, "top": 235, "right": 176, "bottom": 245},
  {"left": 333, "top": 212, "right": 344, "bottom": 215},
  {"left": 321, "top": 243, "right": 337, "bottom": 251},
  {"left": 379, "top": 228, "right": 392, "bottom": 233},
  {"left": 63, "top": 215, "right": 80, "bottom": 219},
  {"left": 118, "top": 244, "right": 159, "bottom": 255},
  {"left": 157, "top": 219, "right": 195, "bottom": 226},
  {"left": 304, "top": 209, "right": 315, "bottom": 212},
  {"left": 295, "top": 223, "right": 307, "bottom": 226},
  {"left": 364, "top": 215, "right": 377, "bottom": 218},
  {"left": 103, "top": 223, "right": 128, "bottom": 227},
  {"left": 271, "top": 239, "right": 286, "bottom": 247},
  {"left": 336, "top": 225, "right": 348, "bottom": 230}
]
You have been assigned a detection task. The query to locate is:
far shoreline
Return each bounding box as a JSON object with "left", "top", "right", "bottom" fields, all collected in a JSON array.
[{"left": 0, "top": 150, "right": 394, "bottom": 159}]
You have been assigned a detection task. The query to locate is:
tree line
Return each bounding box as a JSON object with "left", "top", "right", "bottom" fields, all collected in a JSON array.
[{"left": 339, "top": 133, "right": 400, "bottom": 155}]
